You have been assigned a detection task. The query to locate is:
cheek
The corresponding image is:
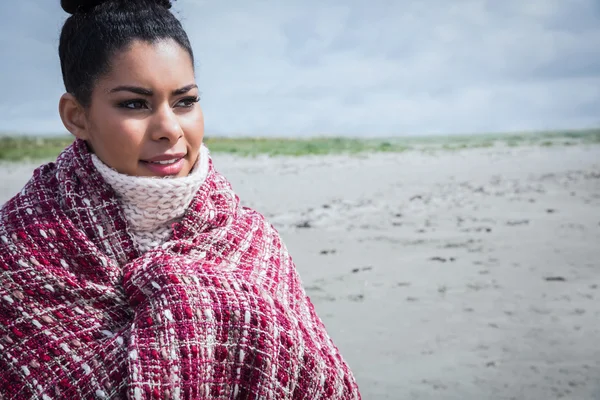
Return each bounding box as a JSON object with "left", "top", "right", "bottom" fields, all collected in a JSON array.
[
  {"left": 90, "top": 109, "right": 146, "bottom": 159},
  {"left": 103, "top": 116, "right": 143, "bottom": 144},
  {"left": 182, "top": 111, "right": 204, "bottom": 144}
]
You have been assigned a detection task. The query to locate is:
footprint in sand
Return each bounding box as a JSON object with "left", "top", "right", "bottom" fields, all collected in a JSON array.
[
  {"left": 348, "top": 294, "right": 365, "bottom": 302},
  {"left": 319, "top": 249, "right": 337, "bottom": 255},
  {"left": 351, "top": 266, "right": 373, "bottom": 273},
  {"left": 429, "top": 257, "right": 456, "bottom": 262}
]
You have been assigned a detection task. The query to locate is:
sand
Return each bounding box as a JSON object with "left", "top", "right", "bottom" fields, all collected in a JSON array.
[{"left": 1, "top": 144, "right": 599, "bottom": 399}]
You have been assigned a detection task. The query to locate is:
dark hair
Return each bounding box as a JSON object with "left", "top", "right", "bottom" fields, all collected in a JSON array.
[{"left": 59, "top": 0, "right": 194, "bottom": 107}]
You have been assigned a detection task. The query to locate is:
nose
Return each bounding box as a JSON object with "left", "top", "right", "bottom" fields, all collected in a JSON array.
[{"left": 149, "top": 105, "right": 183, "bottom": 143}]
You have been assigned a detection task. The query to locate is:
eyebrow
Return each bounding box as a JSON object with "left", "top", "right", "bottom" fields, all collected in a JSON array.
[{"left": 108, "top": 83, "right": 198, "bottom": 96}]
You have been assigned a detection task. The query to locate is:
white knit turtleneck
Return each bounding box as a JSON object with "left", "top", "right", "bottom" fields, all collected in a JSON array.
[{"left": 91, "top": 145, "right": 210, "bottom": 253}]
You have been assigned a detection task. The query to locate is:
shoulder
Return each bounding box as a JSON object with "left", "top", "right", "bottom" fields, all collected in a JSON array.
[
  {"left": 0, "top": 161, "right": 62, "bottom": 253},
  {"left": 1, "top": 161, "right": 58, "bottom": 216}
]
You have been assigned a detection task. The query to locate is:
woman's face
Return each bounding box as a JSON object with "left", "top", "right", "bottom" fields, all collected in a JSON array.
[{"left": 72, "top": 39, "right": 203, "bottom": 177}]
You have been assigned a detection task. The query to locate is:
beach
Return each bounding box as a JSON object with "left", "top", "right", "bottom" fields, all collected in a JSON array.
[{"left": 1, "top": 143, "right": 599, "bottom": 399}]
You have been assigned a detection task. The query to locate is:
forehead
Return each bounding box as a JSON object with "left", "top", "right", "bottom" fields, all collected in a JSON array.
[{"left": 99, "top": 39, "right": 195, "bottom": 90}]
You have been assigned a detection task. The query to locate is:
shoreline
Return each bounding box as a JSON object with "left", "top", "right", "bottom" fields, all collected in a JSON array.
[{"left": 1, "top": 129, "right": 599, "bottom": 162}]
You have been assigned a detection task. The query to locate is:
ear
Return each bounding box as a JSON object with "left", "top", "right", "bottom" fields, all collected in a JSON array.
[{"left": 58, "top": 93, "right": 90, "bottom": 140}]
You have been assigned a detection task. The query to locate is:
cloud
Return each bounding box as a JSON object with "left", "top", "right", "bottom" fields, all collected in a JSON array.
[{"left": 0, "top": 0, "right": 598, "bottom": 136}]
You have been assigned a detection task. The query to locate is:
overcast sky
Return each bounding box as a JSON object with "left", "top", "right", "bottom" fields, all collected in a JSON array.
[{"left": 0, "top": 0, "right": 599, "bottom": 137}]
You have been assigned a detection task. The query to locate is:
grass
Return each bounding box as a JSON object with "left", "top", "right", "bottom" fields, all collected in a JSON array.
[
  {"left": 0, "top": 128, "right": 599, "bottom": 162},
  {"left": 0, "top": 136, "right": 75, "bottom": 162},
  {"left": 202, "top": 137, "right": 411, "bottom": 156}
]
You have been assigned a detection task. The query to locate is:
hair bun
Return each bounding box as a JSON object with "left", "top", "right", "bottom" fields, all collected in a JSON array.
[
  {"left": 61, "top": 0, "right": 104, "bottom": 14},
  {"left": 61, "top": 0, "right": 173, "bottom": 15}
]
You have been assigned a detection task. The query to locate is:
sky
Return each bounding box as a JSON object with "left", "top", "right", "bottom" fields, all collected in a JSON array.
[{"left": 0, "top": 0, "right": 599, "bottom": 137}]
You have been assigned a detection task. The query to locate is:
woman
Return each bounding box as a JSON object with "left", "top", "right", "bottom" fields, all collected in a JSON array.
[{"left": 0, "top": 0, "right": 361, "bottom": 398}]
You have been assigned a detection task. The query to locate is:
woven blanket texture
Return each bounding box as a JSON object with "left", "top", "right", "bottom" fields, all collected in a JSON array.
[{"left": 0, "top": 139, "right": 361, "bottom": 399}]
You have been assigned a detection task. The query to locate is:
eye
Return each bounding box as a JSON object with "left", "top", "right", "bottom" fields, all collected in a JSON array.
[
  {"left": 118, "top": 99, "right": 149, "bottom": 110},
  {"left": 175, "top": 96, "right": 200, "bottom": 108}
]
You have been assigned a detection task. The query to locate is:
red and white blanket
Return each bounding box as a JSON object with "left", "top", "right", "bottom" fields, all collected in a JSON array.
[{"left": 0, "top": 139, "right": 361, "bottom": 399}]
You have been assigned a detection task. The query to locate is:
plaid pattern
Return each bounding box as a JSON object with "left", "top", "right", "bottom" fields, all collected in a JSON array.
[{"left": 0, "top": 140, "right": 361, "bottom": 399}]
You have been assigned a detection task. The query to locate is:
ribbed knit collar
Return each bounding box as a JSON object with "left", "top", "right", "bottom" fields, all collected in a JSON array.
[{"left": 90, "top": 144, "right": 210, "bottom": 252}]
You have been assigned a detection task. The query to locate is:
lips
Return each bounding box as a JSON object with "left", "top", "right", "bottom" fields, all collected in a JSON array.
[
  {"left": 142, "top": 153, "right": 186, "bottom": 163},
  {"left": 147, "top": 158, "right": 180, "bottom": 165},
  {"left": 140, "top": 153, "right": 187, "bottom": 176}
]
